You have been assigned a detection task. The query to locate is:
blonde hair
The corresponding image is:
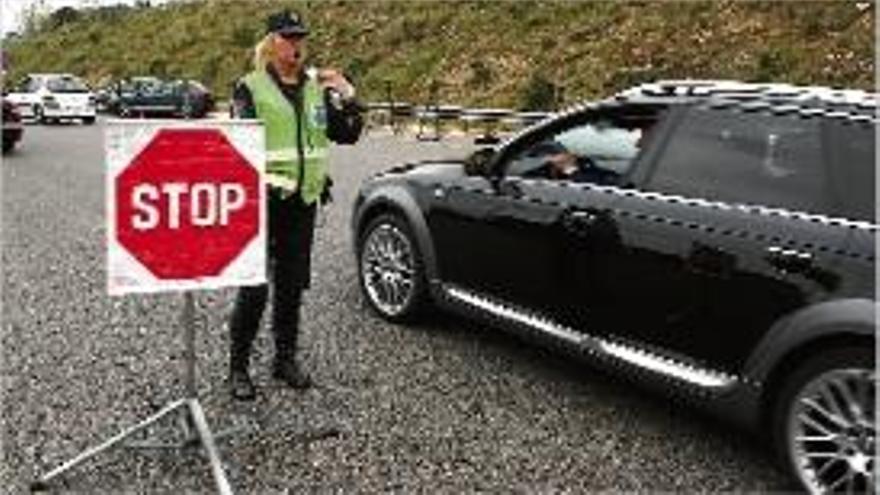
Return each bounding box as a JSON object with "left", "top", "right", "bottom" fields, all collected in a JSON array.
[
  {"left": 254, "top": 34, "right": 276, "bottom": 70},
  {"left": 254, "top": 33, "right": 308, "bottom": 72}
]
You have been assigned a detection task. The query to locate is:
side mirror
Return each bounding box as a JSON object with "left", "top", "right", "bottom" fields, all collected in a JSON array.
[{"left": 464, "top": 147, "right": 497, "bottom": 177}]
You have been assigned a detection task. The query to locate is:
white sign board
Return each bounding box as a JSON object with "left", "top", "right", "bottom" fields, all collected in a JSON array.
[{"left": 106, "top": 120, "right": 266, "bottom": 295}]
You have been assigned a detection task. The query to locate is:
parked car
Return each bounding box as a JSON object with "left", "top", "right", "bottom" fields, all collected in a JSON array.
[
  {"left": 5, "top": 73, "right": 96, "bottom": 124},
  {"left": 107, "top": 76, "right": 214, "bottom": 118},
  {"left": 2, "top": 98, "right": 23, "bottom": 152},
  {"left": 351, "top": 80, "right": 876, "bottom": 494},
  {"left": 93, "top": 84, "right": 117, "bottom": 114}
]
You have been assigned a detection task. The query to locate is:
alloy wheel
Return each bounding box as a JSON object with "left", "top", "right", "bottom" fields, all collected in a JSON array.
[
  {"left": 360, "top": 223, "right": 416, "bottom": 317},
  {"left": 788, "top": 368, "right": 876, "bottom": 494}
]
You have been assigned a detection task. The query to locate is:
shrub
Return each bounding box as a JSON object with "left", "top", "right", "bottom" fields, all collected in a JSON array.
[{"left": 518, "top": 72, "right": 558, "bottom": 111}]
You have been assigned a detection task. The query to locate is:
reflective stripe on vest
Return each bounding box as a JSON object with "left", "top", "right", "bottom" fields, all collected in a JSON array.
[{"left": 243, "top": 69, "right": 329, "bottom": 204}]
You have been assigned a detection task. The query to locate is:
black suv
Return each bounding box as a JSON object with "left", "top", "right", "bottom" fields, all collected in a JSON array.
[{"left": 352, "top": 81, "right": 876, "bottom": 493}]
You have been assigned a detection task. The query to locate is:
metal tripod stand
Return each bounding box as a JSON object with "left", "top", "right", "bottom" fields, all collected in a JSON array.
[{"left": 31, "top": 293, "right": 234, "bottom": 494}]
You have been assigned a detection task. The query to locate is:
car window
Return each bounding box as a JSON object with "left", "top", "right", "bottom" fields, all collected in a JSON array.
[
  {"left": 127, "top": 78, "right": 163, "bottom": 94},
  {"left": 46, "top": 76, "right": 89, "bottom": 93},
  {"left": 25, "top": 78, "right": 41, "bottom": 92},
  {"left": 505, "top": 117, "right": 651, "bottom": 186},
  {"left": 155, "top": 81, "right": 176, "bottom": 94},
  {"left": 556, "top": 124, "right": 642, "bottom": 173},
  {"left": 118, "top": 80, "right": 137, "bottom": 93},
  {"left": 824, "top": 120, "right": 875, "bottom": 223},
  {"left": 648, "top": 107, "right": 828, "bottom": 215}
]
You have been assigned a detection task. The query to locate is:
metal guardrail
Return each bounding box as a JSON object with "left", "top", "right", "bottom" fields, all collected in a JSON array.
[
  {"left": 368, "top": 102, "right": 552, "bottom": 123},
  {"left": 366, "top": 101, "right": 554, "bottom": 140}
]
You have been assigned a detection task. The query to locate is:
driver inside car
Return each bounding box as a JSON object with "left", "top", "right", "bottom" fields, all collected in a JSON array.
[{"left": 530, "top": 140, "right": 620, "bottom": 185}]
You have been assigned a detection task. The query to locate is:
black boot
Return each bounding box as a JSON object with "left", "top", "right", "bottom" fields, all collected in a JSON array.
[
  {"left": 271, "top": 289, "right": 311, "bottom": 389},
  {"left": 228, "top": 366, "right": 256, "bottom": 401},
  {"left": 228, "top": 285, "right": 267, "bottom": 401},
  {"left": 272, "top": 358, "right": 312, "bottom": 390}
]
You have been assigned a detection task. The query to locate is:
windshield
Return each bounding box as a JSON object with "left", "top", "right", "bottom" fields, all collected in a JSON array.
[{"left": 46, "top": 76, "right": 89, "bottom": 93}]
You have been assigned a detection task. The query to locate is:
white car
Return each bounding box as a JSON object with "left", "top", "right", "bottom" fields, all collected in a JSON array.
[{"left": 6, "top": 73, "right": 96, "bottom": 124}]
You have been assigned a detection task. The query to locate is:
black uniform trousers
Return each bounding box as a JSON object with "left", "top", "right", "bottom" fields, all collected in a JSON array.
[{"left": 229, "top": 188, "right": 317, "bottom": 369}]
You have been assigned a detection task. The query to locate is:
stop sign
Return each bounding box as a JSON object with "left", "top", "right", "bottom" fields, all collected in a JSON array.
[{"left": 107, "top": 122, "right": 265, "bottom": 294}]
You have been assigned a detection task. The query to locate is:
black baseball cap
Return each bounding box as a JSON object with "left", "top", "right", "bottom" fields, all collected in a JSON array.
[{"left": 266, "top": 9, "right": 309, "bottom": 37}]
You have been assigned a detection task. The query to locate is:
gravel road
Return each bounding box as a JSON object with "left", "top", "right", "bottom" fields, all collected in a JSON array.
[{"left": 1, "top": 120, "right": 792, "bottom": 493}]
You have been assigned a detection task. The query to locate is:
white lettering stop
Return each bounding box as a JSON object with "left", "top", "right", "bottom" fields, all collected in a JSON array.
[{"left": 131, "top": 182, "right": 246, "bottom": 230}]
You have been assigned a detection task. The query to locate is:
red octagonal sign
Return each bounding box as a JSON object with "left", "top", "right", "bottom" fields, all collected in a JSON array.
[{"left": 116, "top": 129, "right": 260, "bottom": 280}]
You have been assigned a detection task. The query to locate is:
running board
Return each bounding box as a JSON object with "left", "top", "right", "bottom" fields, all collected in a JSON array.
[{"left": 444, "top": 285, "right": 737, "bottom": 390}]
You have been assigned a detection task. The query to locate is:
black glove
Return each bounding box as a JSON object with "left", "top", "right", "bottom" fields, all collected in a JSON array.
[{"left": 320, "top": 176, "right": 334, "bottom": 205}]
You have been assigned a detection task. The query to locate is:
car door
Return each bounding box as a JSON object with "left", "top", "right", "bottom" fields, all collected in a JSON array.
[
  {"left": 427, "top": 130, "right": 586, "bottom": 318},
  {"left": 534, "top": 104, "right": 669, "bottom": 334},
  {"left": 429, "top": 106, "right": 658, "bottom": 325},
  {"left": 141, "top": 79, "right": 163, "bottom": 111},
  {"left": 156, "top": 81, "right": 180, "bottom": 114},
  {"left": 427, "top": 167, "right": 564, "bottom": 318},
  {"left": 599, "top": 104, "right": 855, "bottom": 373}
]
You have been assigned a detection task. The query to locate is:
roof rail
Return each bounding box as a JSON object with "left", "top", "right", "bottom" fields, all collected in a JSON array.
[{"left": 617, "top": 80, "right": 877, "bottom": 108}]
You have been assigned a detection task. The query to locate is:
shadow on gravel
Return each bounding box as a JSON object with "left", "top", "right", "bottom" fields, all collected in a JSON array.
[{"left": 397, "top": 306, "right": 790, "bottom": 489}]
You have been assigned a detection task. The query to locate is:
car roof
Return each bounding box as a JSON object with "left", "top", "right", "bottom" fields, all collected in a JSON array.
[
  {"left": 498, "top": 80, "right": 876, "bottom": 154},
  {"left": 529, "top": 80, "right": 876, "bottom": 126},
  {"left": 611, "top": 79, "right": 876, "bottom": 119}
]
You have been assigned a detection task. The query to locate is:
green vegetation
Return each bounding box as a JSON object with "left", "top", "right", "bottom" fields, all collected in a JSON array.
[{"left": 3, "top": 0, "right": 874, "bottom": 109}]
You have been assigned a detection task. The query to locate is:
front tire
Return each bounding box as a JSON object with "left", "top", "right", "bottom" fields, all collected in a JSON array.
[
  {"left": 772, "top": 346, "right": 875, "bottom": 494},
  {"left": 33, "top": 105, "right": 45, "bottom": 124},
  {"left": 357, "top": 213, "right": 427, "bottom": 322}
]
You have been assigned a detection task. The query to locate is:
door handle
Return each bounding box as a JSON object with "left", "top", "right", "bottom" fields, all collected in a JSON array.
[
  {"left": 765, "top": 246, "right": 814, "bottom": 274},
  {"left": 687, "top": 242, "right": 735, "bottom": 277},
  {"left": 562, "top": 209, "right": 598, "bottom": 236}
]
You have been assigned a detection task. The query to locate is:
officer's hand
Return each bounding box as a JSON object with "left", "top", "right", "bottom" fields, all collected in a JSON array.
[
  {"left": 317, "top": 69, "right": 355, "bottom": 99},
  {"left": 320, "top": 176, "right": 334, "bottom": 204}
]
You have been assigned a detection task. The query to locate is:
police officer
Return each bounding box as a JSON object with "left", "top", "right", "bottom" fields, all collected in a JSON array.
[{"left": 228, "top": 9, "right": 363, "bottom": 400}]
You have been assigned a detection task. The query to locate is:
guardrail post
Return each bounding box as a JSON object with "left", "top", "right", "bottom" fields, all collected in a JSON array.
[
  {"left": 431, "top": 81, "right": 441, "bottom": 140},
  {"left": 384, "top": 79, "right": 397, "bottom": 135}
]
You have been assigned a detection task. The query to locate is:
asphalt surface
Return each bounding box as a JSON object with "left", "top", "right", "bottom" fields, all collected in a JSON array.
[{"left": 2, "top": 119, "right": 792, "bottom": 493}]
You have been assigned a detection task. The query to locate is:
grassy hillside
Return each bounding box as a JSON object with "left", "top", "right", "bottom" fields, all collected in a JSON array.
[{"left": 3, "top": 0, "right": 874, "bottom": 109}]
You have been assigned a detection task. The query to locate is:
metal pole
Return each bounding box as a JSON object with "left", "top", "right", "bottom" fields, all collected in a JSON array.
[
  {"left": 385, "top": 80, "right": 395, "bottom": 134},
  {"left": 183, "top": 292, "right": 196, "bottom": 399},
  {"left": 31, "top": 293, "right": 238, "bottom": 492},
  {"left": 431, "top": 82, "right": 440, "bottom": 140},
  {"left": 189, "top": 400, "right": 234, "bottom": 495},
  {"left": 31, "top": 399, "right": 188, "bottom": 490}
]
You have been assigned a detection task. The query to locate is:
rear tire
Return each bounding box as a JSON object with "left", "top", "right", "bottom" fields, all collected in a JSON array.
[
  {"left": 82, "top": 116, "right": 95, "bottom": 125},
  {"left": 357, "top": 212, "right": 427, "bottom": 322},
  {"left": 3, "top": 138, "right": 14, "bottom": 153},
  {"left": 771, "top": 346, "right": 875, "bottom": 494}
]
